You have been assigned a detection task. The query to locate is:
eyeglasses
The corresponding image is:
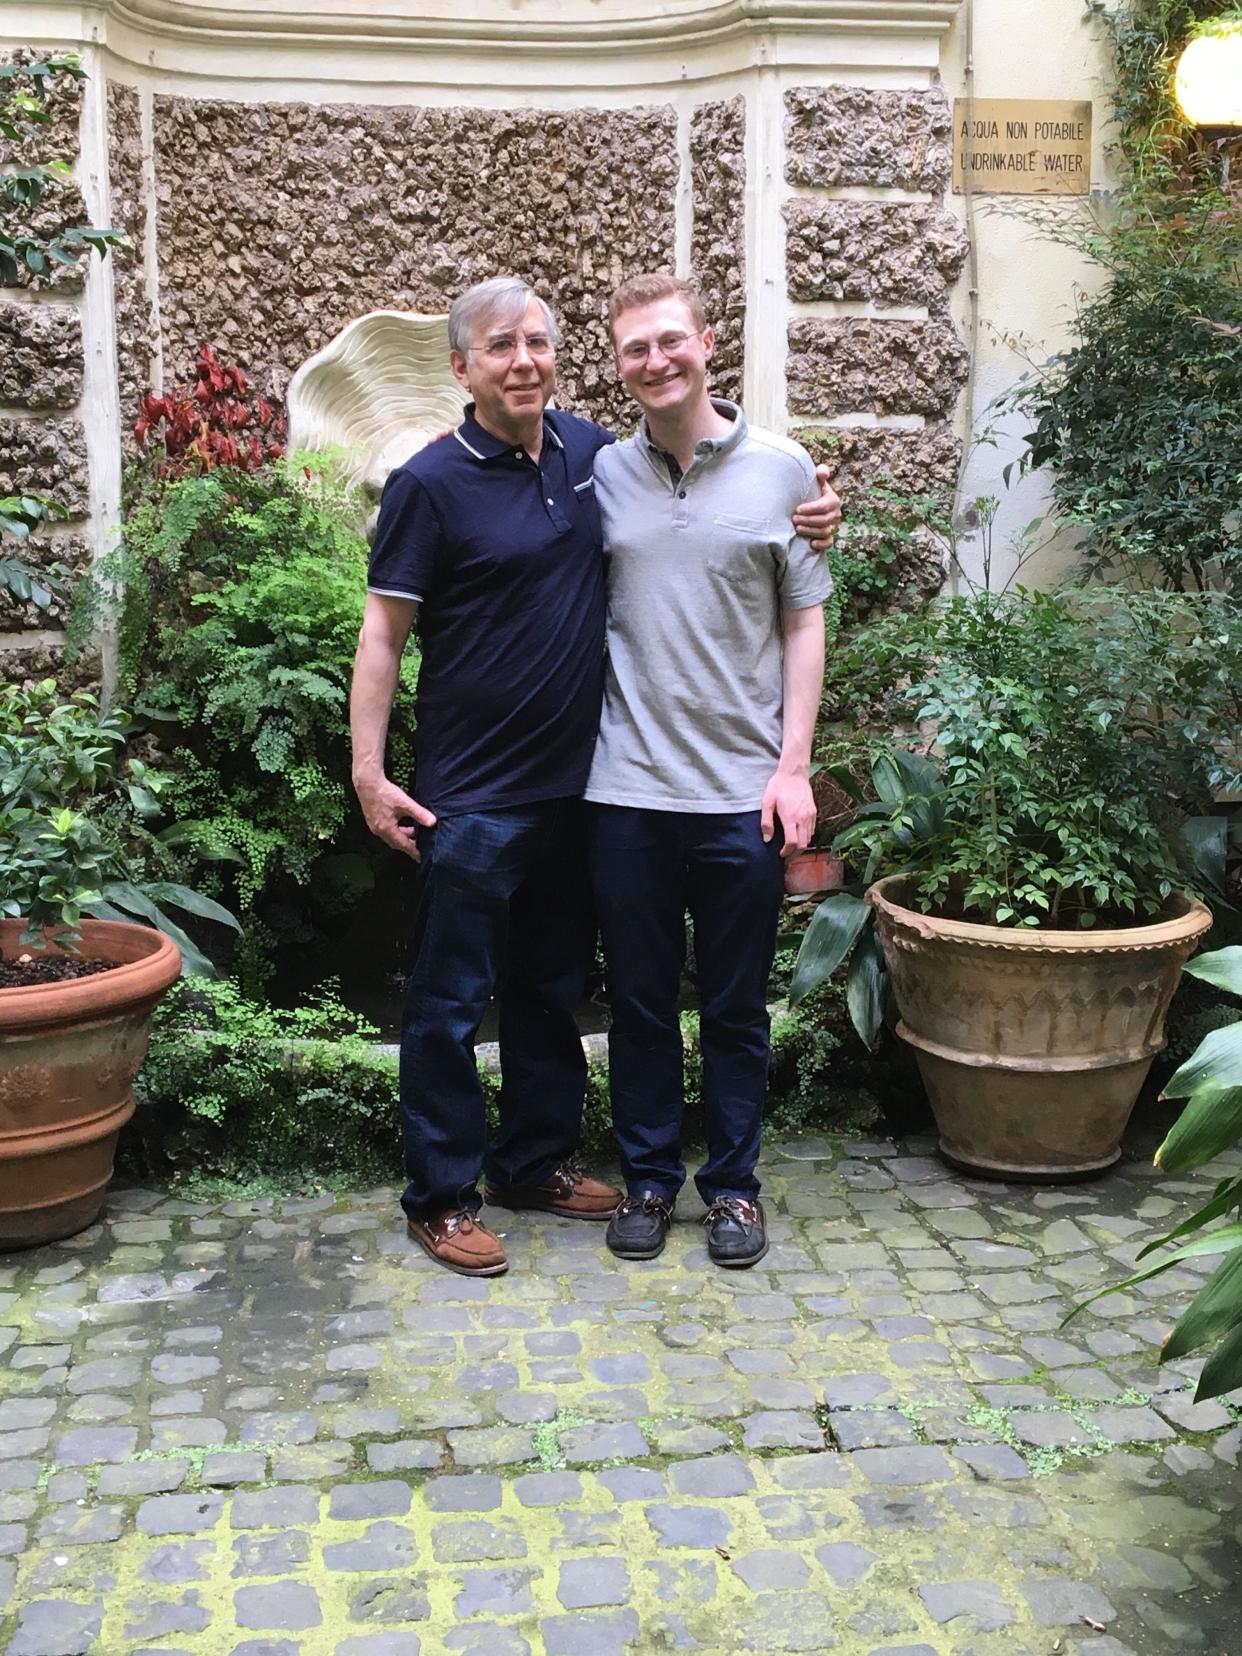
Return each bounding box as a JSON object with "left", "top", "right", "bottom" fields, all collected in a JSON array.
[
  {"left": 617, "top": 329, "right": 704, "bottom": 366},
  {"left": 469, "top": 332, "right": 555, "bottom": 363}
]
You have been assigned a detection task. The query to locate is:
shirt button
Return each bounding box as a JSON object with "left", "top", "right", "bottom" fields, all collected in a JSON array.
[
  {"left": 547, "top": 497, "right": 554, "bottom": 507},
  {"left": 678, "top": 490, "right": 687, "bottom": 499}
]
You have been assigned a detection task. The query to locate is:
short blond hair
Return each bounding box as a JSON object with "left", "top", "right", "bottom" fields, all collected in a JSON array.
[{"left": 607, "top": 273, "right": 707, "bottom": 337}]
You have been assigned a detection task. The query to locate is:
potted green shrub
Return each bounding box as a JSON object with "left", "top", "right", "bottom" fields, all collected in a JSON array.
[
  {"left": 0, "top": 680, "right": 238, "bottom": 1248},
  {"left": 790, "top": 585, "right": 1239, "bottom": 1181}
]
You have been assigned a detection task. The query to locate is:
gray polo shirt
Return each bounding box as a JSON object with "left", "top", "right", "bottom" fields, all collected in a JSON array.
[{"left": 584, "top": 400, "right": 831, "bottom": 814}]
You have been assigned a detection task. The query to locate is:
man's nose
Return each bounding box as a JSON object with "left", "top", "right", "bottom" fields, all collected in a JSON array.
[
  {"left": 511, "top": 337, "right": 534, "bottom": 368},
  {"left": 646, "top": 343, "right": 670, "bottom": 369}
]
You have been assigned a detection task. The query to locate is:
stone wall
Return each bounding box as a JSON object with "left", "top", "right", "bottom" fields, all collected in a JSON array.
[
  {"left": 784, "top": 200, "right": 967, "bottom": 309},
  {"left": 784, "top": 82, "right": 965, "bottom": 521},
  {"left": 0, "top": 50, "right": 89, "bottom": 294},
  {"left": 0, "top": 303, "right": 83, "bottom": 408},
  {"left": 788, "top": 318, "right": 969, "bottom": 419},
  {"left": 784, "top": 81, "right": 966, "bottom": 607},
  {"left": 0, "top": 55, "right": 93, "bottom": 680},
  {"left": 691, "top": 98, "right": 745, "bottom": 407},
  {"left": 107, "top": 81, "right": 157, "bottom": 436},
  {"left": 151, "top": 98, "right": 678, "bottom": 428},
  {"left": 790, "top": 422, "right": 962, "bottom": 504},
  {"left": 784, "top": 84, "right": 953, "bottom": 192}
]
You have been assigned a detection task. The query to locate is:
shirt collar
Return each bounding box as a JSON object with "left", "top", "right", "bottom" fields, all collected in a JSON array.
[
  {"left": 455, "top": 403, "right": 564, "bottom": 463},
  {"left": 635, "top": 397, "right": 747, "bottom": 467}
]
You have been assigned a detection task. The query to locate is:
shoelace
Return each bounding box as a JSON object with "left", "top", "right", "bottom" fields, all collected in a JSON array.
[
  {"left": 619, "top": 1192, "right": 668, "bottom": 1218},
  {"left": 703, "top": 1196, "right": 757, "bottom": 1228},
  {"left": 445, "top": 1210, "right": 483, "bottom": 1236}
]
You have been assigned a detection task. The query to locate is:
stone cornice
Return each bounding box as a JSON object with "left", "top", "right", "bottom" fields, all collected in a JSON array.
[
  {"left": 8, "top": 0, "right": 961, "bottom": 87},
  {"left": 90, "top": 0, "right": 962, "bottom": 46}
]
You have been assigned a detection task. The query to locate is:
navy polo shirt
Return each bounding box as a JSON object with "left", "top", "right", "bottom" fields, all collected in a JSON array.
[{"left": 367, "top": 404, "right": 615, "bottom": 816}]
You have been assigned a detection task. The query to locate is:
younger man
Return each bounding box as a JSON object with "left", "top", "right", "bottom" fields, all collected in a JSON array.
[{"left": 587, "top": 274, "right": 831, "bottom": 1269}]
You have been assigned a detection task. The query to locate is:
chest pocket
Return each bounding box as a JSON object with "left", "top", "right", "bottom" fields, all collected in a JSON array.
[{"left": 706, "top": 515, "right": 778, "bottom": 593}]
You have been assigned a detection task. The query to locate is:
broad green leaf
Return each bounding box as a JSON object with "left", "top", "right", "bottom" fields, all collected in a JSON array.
[
  {"left": 1063, "top": 1253, "right": 1182, "bottom": 1322},
  {"left": 788, "top": 893, "right": 871, "bottom": 1008},
  {"left": 89, "top": 885, "right": 216, "bottom": 978},
  {"left": 1183, "top": 816, "right": 1229, "bottom": 895},
  {"left": 870, "top": 753, "right": 904, "bottom": 805},
  {"left": 155, "top": 820, "right": 246, "bottom": 863},
  {"left": 1185, "top": 946, "right": 1242, "bottom": 997},
  {"left": 846, "top": 930, "right": 887, "bottom": 1051},
  {"left": 1073, "top": 1225, "right": 1242, "bottom": 1324},
  {"left": 1193, "top": 1317, "right": 1242, "bottom": 1403},
  {"left": 1163, "top": 1024, "right": 1242, "bottom": 1100},
  {"left": 143, "top": 880, "right": 241, "bottom": 933},
  {"left": 824, "top": 763, "right": 864, "bottom": 804},
  {"left": 1162, "top": 1247, "right": 1242, "bottom": 1361},
  {"left": 889, "top": 748, "right": 944, "bottom": 797},
  {"left": 1156, "top": 1087, "right": 1242, "bottom": 1174},
  {"left": 1136, "top": 1177, "right": 1242, "bottom": 1260}
]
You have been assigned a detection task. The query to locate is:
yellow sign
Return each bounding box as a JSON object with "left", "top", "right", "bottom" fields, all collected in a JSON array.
[{"left": 953, "top": 99, "right": 1092, "bottom": 195}]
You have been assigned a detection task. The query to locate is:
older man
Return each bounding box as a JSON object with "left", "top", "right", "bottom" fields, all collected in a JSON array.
[{"left": 350, "top": 276, "right": 839, "bottom": 1277}]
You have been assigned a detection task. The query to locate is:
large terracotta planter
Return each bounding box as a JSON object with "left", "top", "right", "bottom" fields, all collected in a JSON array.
[
  {"left": 0, "top": 920, "right": 181, "bottom": 1249},
  {"left": 868, "top": 876, "right": 1213, "bottom": 1182}
]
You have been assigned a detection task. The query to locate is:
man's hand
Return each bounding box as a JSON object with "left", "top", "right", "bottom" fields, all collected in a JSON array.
[
  {"left": 354, "top": 772, "right": 437, "bottom": 861},
  {"left": 793, "top": 467, "right": 842, "bottom": 551},
  {"left": 761, "top": 766, "right": 817, "bottom": 858}
]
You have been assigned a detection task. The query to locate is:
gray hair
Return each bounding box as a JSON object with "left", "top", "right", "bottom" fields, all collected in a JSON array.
[{"left": 447, "top": 277, "right": 562, "bottom": 356}]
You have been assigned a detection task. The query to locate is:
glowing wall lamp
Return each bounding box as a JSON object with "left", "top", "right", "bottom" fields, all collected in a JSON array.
[{"left": 1174, "top": 22, "right": 1242, "bottom": 135}]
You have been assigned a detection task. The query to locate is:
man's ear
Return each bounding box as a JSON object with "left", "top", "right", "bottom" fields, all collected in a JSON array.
[
  {"left": 449, "top": 350, "right": 471, "bottom": 392},
  {"left": 702, "top": 324, "right": 716, "bottom": 361}
]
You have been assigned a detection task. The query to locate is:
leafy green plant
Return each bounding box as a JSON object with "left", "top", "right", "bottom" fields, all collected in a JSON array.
[
  {"left": 0, "top": 495, "right": 71, "bottom": 609},
  {"left": 73, "top": 455, "right": 418, "bottom": 980},
  {"left": 1067, "top": 946, "right": 1242, "bottom": 1400},
  {"left": 790, "top": 586, "right": 1242, "bottom": 1045},
  {"left": 0, "top": 679, "right": 238, "bottom": 967},
  {"left": 1, "top": 54, "right": 122, "bottom": 283},
  {"left": 133, "top": 977, "right": 398, "bottom": 1181}
]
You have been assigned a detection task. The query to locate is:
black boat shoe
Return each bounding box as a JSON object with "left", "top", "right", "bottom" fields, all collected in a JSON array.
[
  {"left": 606, "top": 1189, "right": 674, "bottom": 1260},
  {"left": 704, "top": 1195, "right": 768, "bottom": 1268}
]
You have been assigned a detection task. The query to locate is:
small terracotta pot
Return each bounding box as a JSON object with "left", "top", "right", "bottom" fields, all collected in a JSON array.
[
  {"left": 784, "top": 849, "right": 845, "bottom": 897},
  {"left": 867, "top": 877, "right": 1213, "bottom": 1182},
  {"left": 0, "top": 920, "right": 181, "bottom": 1249}
]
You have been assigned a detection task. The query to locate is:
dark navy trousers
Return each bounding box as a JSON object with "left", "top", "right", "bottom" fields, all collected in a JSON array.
[
  {"left": 399, "top": 799, "right": 593, "bottom": 1221},
  {"left": 587, "top": 805, "right": 785, "bottom": 1205}
]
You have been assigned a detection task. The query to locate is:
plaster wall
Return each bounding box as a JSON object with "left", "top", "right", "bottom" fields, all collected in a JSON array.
[{"left": 940, "top": 1, "right": 1121, "bottom": 586}]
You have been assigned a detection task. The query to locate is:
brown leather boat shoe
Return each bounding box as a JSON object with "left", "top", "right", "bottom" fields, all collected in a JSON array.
[
  {"left": 483, "top": 1160, "right": 621, "bottom": 1220},
  {"left": 406, "top": 1207, "right": 508, "bottom": 1275}
]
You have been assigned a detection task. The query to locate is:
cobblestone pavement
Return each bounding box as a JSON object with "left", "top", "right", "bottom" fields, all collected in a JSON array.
[{"left": 1, "top": 1131, "right": 1239, "bottom": 1656}]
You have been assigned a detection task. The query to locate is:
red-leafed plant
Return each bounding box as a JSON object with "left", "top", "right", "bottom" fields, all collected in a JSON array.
[{"left": 134, "top": 346, "right": 285, "bottom": 477}]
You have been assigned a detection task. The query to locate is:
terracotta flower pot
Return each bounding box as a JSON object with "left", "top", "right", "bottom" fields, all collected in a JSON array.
[
  {"left": 0, "top": 920, "right": 181, "bottom": 1249},
  {"left": 784, "top": 848, "right": 845, "bottom": 897},
  {"left": 867, "top": 876, "right": 1213, "bottom": 1182}
]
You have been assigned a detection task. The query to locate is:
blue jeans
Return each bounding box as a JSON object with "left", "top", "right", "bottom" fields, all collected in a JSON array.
[
  {"left": 399, "top": 800, "right": 593, "bottom": 1221},
  {"left": 587, "top": 805, "right": 785, "bottom": 1204}
]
